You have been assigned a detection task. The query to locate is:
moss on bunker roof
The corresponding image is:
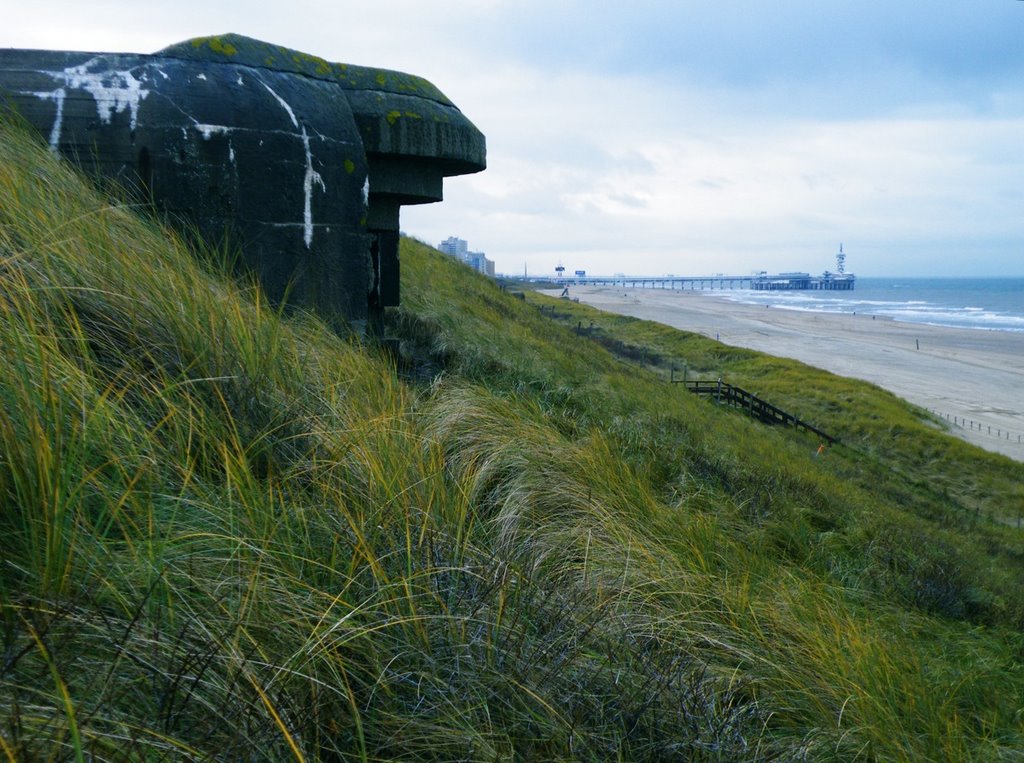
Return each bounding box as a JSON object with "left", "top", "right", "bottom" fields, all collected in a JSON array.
[{"left": 158, "top": 34, "right": 454, "bottom": 107}]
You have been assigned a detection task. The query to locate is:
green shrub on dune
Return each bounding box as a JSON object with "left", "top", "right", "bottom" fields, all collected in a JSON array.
[{"left": 2, "top": 113, "right": 1022, "bottom": 760}]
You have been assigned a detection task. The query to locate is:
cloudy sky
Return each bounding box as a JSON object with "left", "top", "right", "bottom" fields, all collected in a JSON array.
[{"left": 5, "top": 1, "right": 1024, "bottom": 277}]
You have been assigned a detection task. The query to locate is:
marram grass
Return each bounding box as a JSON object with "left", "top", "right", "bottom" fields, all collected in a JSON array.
[{"left": 2, "top": 111, "right": 1024, "bottom": 760}]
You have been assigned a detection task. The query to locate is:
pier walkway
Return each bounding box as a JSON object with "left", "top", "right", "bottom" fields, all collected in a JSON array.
[{"left": 551, "top": 272, "right": 854, "bottom": 291}]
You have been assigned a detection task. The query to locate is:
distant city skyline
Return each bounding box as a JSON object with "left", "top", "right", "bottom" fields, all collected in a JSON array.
[
  {"left": 4, "top": 1, "right": 1023, "bottom": 277},
  {"left": 438, "top": 236, "right": 495, "bottom": 277}
]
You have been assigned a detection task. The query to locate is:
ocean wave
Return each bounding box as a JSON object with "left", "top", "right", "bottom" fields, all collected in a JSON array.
[{"left": 715, "top": 284, "right": 1024, "bottom": 332}]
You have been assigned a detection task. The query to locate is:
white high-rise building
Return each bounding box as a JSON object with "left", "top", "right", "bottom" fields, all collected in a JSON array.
[
  {"left": 438, "top": 236, "right": 494, "bottom": 276},
  {"left": 439, "top": 236, "right": 468, "bottom": 258}
]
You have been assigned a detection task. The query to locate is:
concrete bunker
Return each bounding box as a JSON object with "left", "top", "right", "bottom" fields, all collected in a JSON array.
[{"left": 0, "top": 34, "right": 486, "bottom": 332}]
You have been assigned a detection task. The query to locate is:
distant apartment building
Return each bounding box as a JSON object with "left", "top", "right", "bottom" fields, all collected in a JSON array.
[
  {"left": 438, "top": 236, "right": 494, "bottom": 276},
  {"left": 464, "top": 250, "right": 496, "bottom": 276},
  {"left": 439, "top": 236, "right": 468, "bottom": 258}
]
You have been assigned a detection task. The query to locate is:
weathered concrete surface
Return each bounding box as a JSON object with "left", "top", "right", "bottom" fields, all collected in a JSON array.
[{"left": 0, "top": 34, "right": 485, "bottom": 331}]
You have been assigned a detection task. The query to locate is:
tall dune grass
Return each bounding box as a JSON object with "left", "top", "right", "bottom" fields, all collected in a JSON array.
[
  {"left": 2, "top": 111, "right": 1023, "bottom": 760},
  {"left": 0, "top": 111, "right": 777, "bottom": 760}
]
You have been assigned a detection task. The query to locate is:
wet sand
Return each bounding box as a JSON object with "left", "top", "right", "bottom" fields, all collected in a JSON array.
[{"left": 556, "top": 286, "right": 1024, "bottom": 462}]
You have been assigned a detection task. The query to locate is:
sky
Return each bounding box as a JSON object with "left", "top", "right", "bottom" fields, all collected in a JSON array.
[{"left": 4, "top": 1, "right": 1024, "bottom": 277}]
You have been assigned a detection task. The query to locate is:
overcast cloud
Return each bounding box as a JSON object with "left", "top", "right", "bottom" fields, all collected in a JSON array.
[{"left": 4, "top": 1, "right": 1023, "bottom": 276}]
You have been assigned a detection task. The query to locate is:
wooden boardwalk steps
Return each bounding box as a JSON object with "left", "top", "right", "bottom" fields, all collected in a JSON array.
[
  {"left": 530, "top": 305, "right": 839, "bottom": 445},
  {"left": 675, "top": 376, "right": 838, "bottom": 444}
]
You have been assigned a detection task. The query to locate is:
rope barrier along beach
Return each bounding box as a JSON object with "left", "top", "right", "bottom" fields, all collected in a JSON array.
[{"left": 931, "top": 409, "right": 1023, "bottom": 445}]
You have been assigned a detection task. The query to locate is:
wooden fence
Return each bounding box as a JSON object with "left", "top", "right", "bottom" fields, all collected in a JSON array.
[{"left": 675, "top": 375, "right": 837, "bottom": 444}]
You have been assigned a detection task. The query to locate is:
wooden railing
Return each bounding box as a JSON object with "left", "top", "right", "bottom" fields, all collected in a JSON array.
[{"left": 676, "top": 377, "right": 837, "bottom": 444}]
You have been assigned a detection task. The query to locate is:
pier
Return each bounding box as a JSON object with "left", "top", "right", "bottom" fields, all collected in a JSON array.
[
  {"left": 548, "top": 244, "right": 854, "bottom": 292},
  {"left": 549, "top": 271, "right": 855, "bottom": 291}
]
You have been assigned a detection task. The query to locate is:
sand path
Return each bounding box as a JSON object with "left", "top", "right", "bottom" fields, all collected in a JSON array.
[{"left": 555, "top": 286, "right": 1024, "bottom": 462}]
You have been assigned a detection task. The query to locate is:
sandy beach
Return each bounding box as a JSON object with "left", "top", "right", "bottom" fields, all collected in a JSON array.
[{"left": 555, "top": 286, "right": 1024, "bottom": 462}]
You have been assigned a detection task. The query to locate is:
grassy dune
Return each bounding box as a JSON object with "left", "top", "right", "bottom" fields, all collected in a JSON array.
[{"left": 2, "top": 112, "right": 1023, "bottom": 760}]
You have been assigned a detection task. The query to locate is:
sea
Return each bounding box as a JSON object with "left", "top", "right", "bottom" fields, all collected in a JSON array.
[{"left": 714, "top": 277, "right": 1024, "bottom": 333}]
